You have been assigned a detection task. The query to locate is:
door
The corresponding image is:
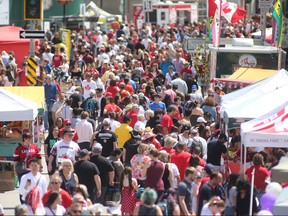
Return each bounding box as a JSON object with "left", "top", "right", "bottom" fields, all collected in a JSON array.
[{"left": 157, "top": 9, "right": 168, "bottom": 28}]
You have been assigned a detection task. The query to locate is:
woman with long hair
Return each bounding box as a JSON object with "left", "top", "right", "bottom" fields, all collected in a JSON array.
[
  {"left": 120, "top": 167, "right": 138, "bottom": 215},
  {"left": 224, "top": 172, "right": 240, "bottom": 216},
  {"left": 44, "top": 125, "right": 60, "bottom": 176},
  {"left": 59, "top": 159, "right": 79, "bottom": 197},
  {"left": 55, "top": 117, "right": 64, "bottom": 130},
  {"left": 44, "top": 191, "right": 66, "bottom": 216}
]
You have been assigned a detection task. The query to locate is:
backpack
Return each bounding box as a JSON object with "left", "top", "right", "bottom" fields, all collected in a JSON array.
[
  {"left": 158, "top": 199, "right": 169, "bottom": 216},
  {"left": 183, "top": 100, "right": 194, "bottom": 113}
]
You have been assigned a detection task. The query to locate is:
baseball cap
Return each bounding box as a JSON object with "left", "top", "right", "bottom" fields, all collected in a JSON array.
[
  {"left": 132, "top": 104, "right": 139, "bottom": 109},
  {"left": 132, "top": 94, "right": 138, "bottom": 99},
  {"left": 138, "top": 92, "right": 145, "bottom": 99},
  {"left": 64, "top": 119, "right": 71, "bottom": 125},
  {"left": 22, "top": 132, "right": 32, "bottom": 139},
  {"left": 197, "top": 117, "right": 207, "bottom": 123},
  {"left": 204, "top": 163, "right": 215, "bottom": 175},
  {"left": 182, "top": 125, "right": 191, "bottom": 131},
  {"left": 156, "top": 86, "right": 162, "bottom": 92},
  {"left": 78, "top": 149, "right": 91, "bottom": 158},
  {"left": 92, "top": 143, "right": 103, "bottom": 152},
  {"left": 103, "top": 118, "right": 111, "bottom": 125}
]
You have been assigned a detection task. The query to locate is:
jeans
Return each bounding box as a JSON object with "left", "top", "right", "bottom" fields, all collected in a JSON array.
[{"left": 44, "top": 101, "right": 54, "bottom": 130}]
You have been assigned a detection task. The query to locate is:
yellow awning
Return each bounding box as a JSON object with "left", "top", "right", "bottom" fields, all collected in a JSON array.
[
  {"left": 229, "top": 68, "right": 278, "bottom": 81},
  {"left": 2, "top": 86, "right": 44, "bottom": 108}
]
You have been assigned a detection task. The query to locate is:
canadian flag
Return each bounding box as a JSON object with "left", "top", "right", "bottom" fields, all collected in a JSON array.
[{"left": 208, "top": 0, "right": 246, "bottom": 23}]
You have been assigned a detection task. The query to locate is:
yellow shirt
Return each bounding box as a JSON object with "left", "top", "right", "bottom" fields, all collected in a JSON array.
[{"left": 115, "top": 123, "right": 133, "bottom": 148}]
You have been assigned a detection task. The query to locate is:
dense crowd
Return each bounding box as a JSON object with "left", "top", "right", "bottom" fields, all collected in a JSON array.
[{"left": 1, "top": 20, "right": 284, "bottom": 216}]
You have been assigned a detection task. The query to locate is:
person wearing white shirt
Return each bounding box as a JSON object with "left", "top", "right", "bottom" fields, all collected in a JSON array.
[
  {"left": 141, "top": 34, "right": 152, "bottom": 50},
  {"left": 134, "top": 114, "right": 146, "bottom": 132},
  {"left": 75, "top": 111, "right": 93, "bottom": 150},
  {"left": 108, "top": 112, "right": 121, "bottom": 133},
  {"left": 44, "top": 191, "right": 66, "bottom": 216},
  {"left": 81, "top": 73, "right": 97, "bottom": 99},
  {"left": 19, "top": 158, "right": 47, "bottom": 202},
  {"left": 171, "top": 73, "right": 188, "bottom": 95}
]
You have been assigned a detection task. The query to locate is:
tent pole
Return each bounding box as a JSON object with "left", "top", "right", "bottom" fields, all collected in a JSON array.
[
  {"left": 240, "top": 142, "right": 243, "bottom": 173},
  {"left": 244, "top": 146, "right": 247, "bottom": 172},
  {"left": 32, "top": 120, "right": 35, "bottom": 143},
  {"left": 249, "top": 167, "right": 255, "bottom": 215}
]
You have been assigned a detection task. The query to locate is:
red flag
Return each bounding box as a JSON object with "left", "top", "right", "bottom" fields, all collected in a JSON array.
[
  {"left": 222, "top": 2, "right": 246, "bottom": 23},
  {"left": 208, "top": 0, "right": 218, "bottom": 16}
]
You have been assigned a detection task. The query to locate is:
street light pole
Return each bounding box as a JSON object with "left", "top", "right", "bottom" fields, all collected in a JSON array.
[{"left": 63, "top": 3, "right": 66, "bottom": 28}]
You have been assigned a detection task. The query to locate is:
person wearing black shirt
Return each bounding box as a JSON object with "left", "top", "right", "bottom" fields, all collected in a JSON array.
[
  {"left": 94, "top": 118, "right": 117, "bottom": 157},
  {"left": 206, "top": 134, "right": 227, "bottom": 170},
  {"left": 69, "top": 87, "right": 83, "bottom": 109},
  {"left": 90, "top": 143, "right": 115, "bottom": 205},
  {"left": 123, "top": 129, "right": 142, "bottom": 166},
  {"left": 74, "top": 149, "right": 101, "bottom": 203}
]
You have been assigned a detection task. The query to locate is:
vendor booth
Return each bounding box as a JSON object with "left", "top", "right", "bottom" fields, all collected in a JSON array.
[
  {"left": 0, "top": 88, "right": 38, "bottom": 191},
  {"left": 221, "top": 69, "right": 288, "bottom": 128},
  {"left": 271, "top": 157, "right": 288, "bottom": 183},
  {"left": 213, "top": 67, "right": 277, "bottom": 89},
  {"left": 241, "top": 102, "right": 288, "bottom": 171}
]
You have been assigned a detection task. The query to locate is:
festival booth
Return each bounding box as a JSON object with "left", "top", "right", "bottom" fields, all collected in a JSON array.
[
  {"left": 0, "top": 26, "right": 39, "bottom": 66},
  {"left": 221, "top": 69, "right": 288, "bottom": 128},
  {"left": 0, "top": 88, "right": 38, "bottom": 191},
  {"left": 271, "top": 157, "right": 288, "bottom": 183},
  {"left": 213, "top": 67, "right": 277, "bottom": 89}
]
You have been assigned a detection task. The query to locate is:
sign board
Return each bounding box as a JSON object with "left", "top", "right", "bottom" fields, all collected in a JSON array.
[
  {"left": 0, "top": 0, "right": 9, "bottom": 25},
  {"left": 27, "top": 58, "right": 37, "bottom": 85},
  {"left": 184, "top": 38, "right": 207, "bottom": 53},
  {"left": 143, "top": 0, "right": 153, "bottom": 12},
  {"left": 19, "top": 30, "right": 45, "bottom": 39},
  {"left": 258, "top": 0, "right": 272, "bottom": 8},
  {"left": 80, "top": 3, "right": 86, "bottom": 16}
]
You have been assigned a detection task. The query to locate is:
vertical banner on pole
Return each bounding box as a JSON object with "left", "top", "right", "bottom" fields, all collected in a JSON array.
[{"left": 27, "top": 58, "right": 37, "bottom": 85}]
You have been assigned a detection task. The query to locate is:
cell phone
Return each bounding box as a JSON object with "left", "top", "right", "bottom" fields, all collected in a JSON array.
[{"left": 27, "top": 179, "right": 31, "bottom": 183}]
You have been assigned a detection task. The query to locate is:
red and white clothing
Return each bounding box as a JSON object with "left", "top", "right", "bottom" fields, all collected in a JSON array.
[
  {"left": 82, "top": 80, "right": 97, "bottom": 99},
  {"left": 104, "top": 103, "right": 121, "bottom": 113},
  {"left": 245, "top": 165, "right": 270, "bottom": 191},
  {"left": 50, "top": 140, "right": 80, "bottom": 165},
  {"left": 13, "top": 144, "right": 42, "bottom": 169},
  {"left": 160, "top": 114, "right": 174, "bottom": 134},
  {"left": 52, "top": 54, "right": 63, "bottom": 67}
]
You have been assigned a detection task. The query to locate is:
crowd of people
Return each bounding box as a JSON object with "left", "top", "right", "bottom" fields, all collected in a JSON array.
[{"left": 4, "top": 20, "right": 285, "bottom": 216}]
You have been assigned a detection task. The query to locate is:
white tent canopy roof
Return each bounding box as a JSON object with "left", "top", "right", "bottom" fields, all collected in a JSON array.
[
  {"left": 221, "top": 69, "right": 288, "bottom": 127},
  {"left": 241, "top": 102, "right": 288, "bottom": 147},
  {"left": 0, "top": 88, "right": 38, "bottom": 121}
]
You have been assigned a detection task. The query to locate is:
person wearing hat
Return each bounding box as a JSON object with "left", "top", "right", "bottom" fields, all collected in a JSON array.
[
  {"left": 48, "top": 129, "right": 81, "bottom": 172},
  {"left": 13, "top": 132, "right": 43, "bottom": 191},
  {"left": 123, "top": 128, "right": 142, "bottom": 166},
  {"left": 74, "top": 149, "right": 101, "bottom": 203},
  {"left": 59, "top": 118, "right": 79, "bottom": 142},
  {"left": 178, "top": 124, "right": 191, "bottom": 146},
  {"left": 171, "top": 72, "right": 188, "bottom": 95},
  {"left": 80, "top": 89, "right": 99, "bottom": 120},
  {"left": 149, "top": 94, "right": 166, "bottom": 112},
  {"left": 93, "top": 118, "right": 118, "bottom": 157},
  {"left": 90, "top": 143, "right": 115, "bottom": 205},
  {"left": 81, "top": 72, "right": 97, "bottom": 99}
]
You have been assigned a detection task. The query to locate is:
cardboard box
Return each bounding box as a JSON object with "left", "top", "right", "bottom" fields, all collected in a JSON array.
[{"left": 0, "top": 171, "right": 15, "bottom": 191}]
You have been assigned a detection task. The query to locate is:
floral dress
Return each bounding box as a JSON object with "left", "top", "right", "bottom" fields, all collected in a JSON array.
[{"left": 130, "top": 154, "right": 151, "bottom": 181}]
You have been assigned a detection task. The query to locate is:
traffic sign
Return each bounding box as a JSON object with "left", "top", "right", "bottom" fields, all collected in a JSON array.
[
  {"left": 258, "top": 0, "right": 272, "bottom": 9},
  {"left": 27, "top": 58, "right": 37, "bottom": 85},
  {"left": 143, "top": 0, "right": 153, "bottom": 12},
  {"left": 20, "top": 30, "right": 45, "bottom": 39}
]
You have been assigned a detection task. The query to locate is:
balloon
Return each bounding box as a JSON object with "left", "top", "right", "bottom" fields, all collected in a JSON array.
[
  {"left": 257, "top": 210, "right": 273, "bottom": 216},
  {"left": 260, "top": 193, "right": 276, "bottom": 212},
  {"left": 266, "top": 182, "right": 283, "bottom": 197}
]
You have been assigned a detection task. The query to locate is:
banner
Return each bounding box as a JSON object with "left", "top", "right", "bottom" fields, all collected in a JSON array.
[
  {"left": 0, "top": 0, "right": 9, "bottom": 25},
  {"left": 59, "top": 29, "right": 71, "bottom": 60},
  {"left": 271, "top": 0, "right": 284, "bottom": 47}
]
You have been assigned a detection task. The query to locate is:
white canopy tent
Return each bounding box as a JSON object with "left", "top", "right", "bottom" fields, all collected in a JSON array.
[
  {"left": 241, "top": 102, "right": 288, "bottom": 171},
  {"left": 0, "top": 88, "right": 38, "bottom": 121},
  {"left": 271, "top": 157, "right": 288, "bottom": 183},
  {"left": 221, "top": 69, "right": 288, "bottom": 128}
]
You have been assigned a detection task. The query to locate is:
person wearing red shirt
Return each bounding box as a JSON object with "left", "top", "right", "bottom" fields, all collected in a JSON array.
[
  {"left": 59, "top": 119, "right": 79, "bottom": 143},
  {"left": 104, "top": 96, "right": 122, "bottom": 116},
  {"left": 42, "top": 174, "right": 72, "bottom": 209},
  {"left": 245, "top": 153, "right": 270, "bottom": 191},
  {"left": 106, "top": 79, "right": 120, "bottom": 98},
  {"left": 13, "top": 132, "right": 43, "bottom": 182},
  {"left": 52, "top": 49, "right": 64, "bottom": 68},
  {"left": 17, "top": 62, "right": 28, "bottom": 86},
  {"left": 126, "top": 104, "right": 140, "bottom": 128},
  {"left": 119, "top": 82, "right": 130, "bottom": 99},
  {"left": 160, "top": 105, "right": 178, "bottom": 135},
  {"left": 123, "top": 77, "right": 134, "bottom": 95},
  {"left": 142, "top": 65, "right": 155, "bottom": 81},
  {"left": 82, "top": 49, "right": 94, "bottom": 65},
  {"left": 180, "top": 61, "right": 193, "bottom": 79},
  {"left": 171, "top": 143, "right": 191, "bottom": 180}
]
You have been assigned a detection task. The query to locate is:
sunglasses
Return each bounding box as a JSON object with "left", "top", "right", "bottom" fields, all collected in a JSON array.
[
  {"left": 72, "top": 210, "right": 82, "bottom": 213},
  {"left": 51, "top": 182, "right": 60, "bottom": 185}
]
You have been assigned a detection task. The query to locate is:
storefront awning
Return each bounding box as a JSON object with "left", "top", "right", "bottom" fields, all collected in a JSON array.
[{"left": 213, "top": 67, "right": 278, "bottom": 88}]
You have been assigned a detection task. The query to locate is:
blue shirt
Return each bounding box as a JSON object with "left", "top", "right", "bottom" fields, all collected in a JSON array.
[
  {"left": 44, "top": 82, "right": 59, "bottom": 103},
  {"left": 129, "top": 79, "right": 137, "bottom": 90},
  {"left": 149, "top": 101, "right": 166, "bottom": 112},
  {"left": 160, "top": 61, "right": 175, "bottom": 76}
]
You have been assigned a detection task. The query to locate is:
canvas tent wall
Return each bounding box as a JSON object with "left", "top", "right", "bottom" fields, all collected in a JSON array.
[
  {"left": 271, "top": 157, "right": 288, "bottom": 183},
  {"left": 0, "top": 88, "right": 38, "bottom": 121},
  {"left": 221, "top": 69, "right": 288, "bottom": 128}
]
